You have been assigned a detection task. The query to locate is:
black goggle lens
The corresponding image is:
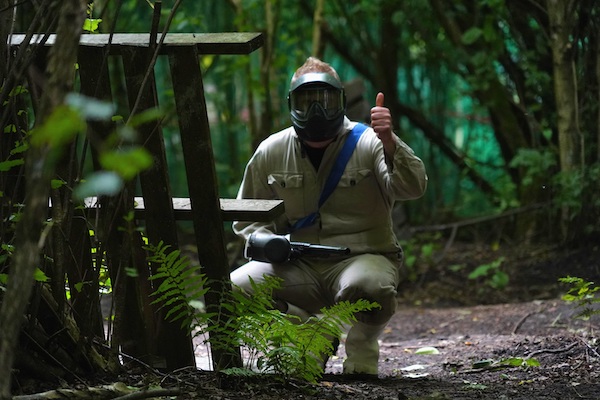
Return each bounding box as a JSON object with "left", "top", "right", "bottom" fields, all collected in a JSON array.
[{"left": 290, "top": 88, "right": 344, "bottom": 119}]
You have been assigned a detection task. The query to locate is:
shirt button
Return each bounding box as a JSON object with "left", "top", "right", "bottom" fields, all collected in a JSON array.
[
  {"left": 350, "top": 179, "right": 356, "bottom": 186},
  {"left": 280, "top": 181, "right": 286, "bottom": 188}
]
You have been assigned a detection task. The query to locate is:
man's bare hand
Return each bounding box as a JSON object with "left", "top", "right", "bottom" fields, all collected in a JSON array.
[{"left": 370, "top": 92, "right": 396, "bottom": 157}]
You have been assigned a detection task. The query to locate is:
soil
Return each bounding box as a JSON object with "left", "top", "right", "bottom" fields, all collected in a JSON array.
[{"left": 13, "top": 241, "right": 600, "bottom": 399}]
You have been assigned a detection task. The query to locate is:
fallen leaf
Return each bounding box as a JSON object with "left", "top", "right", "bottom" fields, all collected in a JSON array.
[{"left": 415, "top": 346, "right": 440, "bottom": 355}]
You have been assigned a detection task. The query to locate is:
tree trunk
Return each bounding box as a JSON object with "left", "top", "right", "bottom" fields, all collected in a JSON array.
[
  {"left": 597, "top": 34, "right": 600, "bottom": 161},
  {"left": 0, "top": 0, "right": 9, "bottom": 84},
  {"left": 547, "top": 0, "right": 582, "bottom": 239},
  {"left": 312, "top": 0, "right": 325, "bottom": 58},
  {"left": 0, "top": 1, "right": 87, "bottom": 397}
]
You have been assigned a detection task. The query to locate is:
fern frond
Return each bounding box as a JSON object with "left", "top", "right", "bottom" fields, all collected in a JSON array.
[
  {"left": 147, "top": 243, "right": 382, "bottom": 383},
  {"left": 147, "top": 240, "right": 210, "bottom": 332}
]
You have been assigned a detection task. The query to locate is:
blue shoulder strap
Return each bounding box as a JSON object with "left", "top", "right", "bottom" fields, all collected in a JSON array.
[{"left": 290, "top": 123, "right": 368, "bottom": 232}]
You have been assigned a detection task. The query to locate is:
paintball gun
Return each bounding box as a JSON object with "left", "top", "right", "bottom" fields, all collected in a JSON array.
[{"left": 244, "top": 231, "right": 350, "bottom": 264}]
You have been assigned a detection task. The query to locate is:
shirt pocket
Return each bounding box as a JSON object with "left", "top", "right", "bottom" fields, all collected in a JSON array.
[
  {"left": 338, "top": 168, "right": 373, "bottom": 188},
  {"left": 332, "top": 168, "right": 379, "bottom": 216},
  {"left": 268, "top": 173, "right": 305, "bottom": 219}
]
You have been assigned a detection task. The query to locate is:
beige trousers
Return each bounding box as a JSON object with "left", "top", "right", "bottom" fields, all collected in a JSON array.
[{"left": 230, "top": 252, "right": 402, "bottom": 374}]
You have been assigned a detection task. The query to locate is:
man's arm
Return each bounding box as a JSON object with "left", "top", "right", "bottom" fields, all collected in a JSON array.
[
  {"left": 370, "top": 92, "right": 396, "bottom": 159},
  {"left": 370, "top": 91, "right": 428, "bottom": 200}
]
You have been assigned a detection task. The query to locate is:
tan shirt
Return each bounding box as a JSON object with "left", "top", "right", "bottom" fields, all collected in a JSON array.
[{"left": 233, "top": 118, "right": 427, "bottom": 254}]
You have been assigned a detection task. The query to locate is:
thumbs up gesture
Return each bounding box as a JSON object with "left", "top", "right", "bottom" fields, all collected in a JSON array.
[{"left": 370, "top": 92, "right": 396, "bottom": 153}]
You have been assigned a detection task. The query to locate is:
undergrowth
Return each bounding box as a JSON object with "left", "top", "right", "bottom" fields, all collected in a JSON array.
[
  {"left": 559, "top": 276, "right": 600, "bottom": 338},
  {"left": 145, "top": 241, "right": 379, "bottom": 383}
]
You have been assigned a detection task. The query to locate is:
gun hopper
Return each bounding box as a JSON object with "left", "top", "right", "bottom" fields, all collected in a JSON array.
[{"left": 244, "top": 231, "right": 350, "bottom": 264}]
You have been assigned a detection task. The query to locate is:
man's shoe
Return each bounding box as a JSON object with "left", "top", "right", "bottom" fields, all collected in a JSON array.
[{"left": 321, "top": 337, "right": 340, "bottom": 369}]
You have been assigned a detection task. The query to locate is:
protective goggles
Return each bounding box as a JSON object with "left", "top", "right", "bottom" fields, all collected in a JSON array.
[{"left": 288, "top": 73, "right": 345, "bottom": 120}]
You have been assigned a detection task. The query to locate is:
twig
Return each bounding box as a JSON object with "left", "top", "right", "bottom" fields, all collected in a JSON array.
[
  {"left": 159, "top": 365, "right": 200, "bottom": 388},
  {"left": 21, "top": 329, "right": 86, "bottom": 385},
  {"left": 126, "top": 0, "right": 182, "bottom": 123},
  {"left": 512, "top": 307, "right": 546, "bottom": 334},
  {"left": 13, "top": 383, "right": 134, "bottom": 400},
  {"left": 111, "top": 388, "right": 182, "bottom": 400},
  {"left": 459, "top": 364, "right": 519, "bottom": 374},
  {"left": 578, "top": 337, "right": 600, "bottom": 359},
  {"left": 411, "top": 202, "right": 551, "bottom": 233},
  {"left": 526, "top": 341, "right": 578, "bottom": 358},
  {"left": 92, "top": 338, "right": 167, "bottom": 377}
]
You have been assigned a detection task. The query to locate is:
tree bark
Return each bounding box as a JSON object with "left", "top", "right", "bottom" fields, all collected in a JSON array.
[
  {"left": 0, "top": 0, "right": 87, "bottom": 398},
  {"left": 548, "top": 0, "right": 582, "bottom": 171},
  {"left": 596, "top": 25, "right": 600, "bottom": 161},
  {"left": 311, "top": 0, "right": 325, "bottom": 58},
  {"left": 0, "top": 0, "right": 10, "bottom": 84},
  {"left": 547, "top": 0, "right": 582, "bottom": 239}
]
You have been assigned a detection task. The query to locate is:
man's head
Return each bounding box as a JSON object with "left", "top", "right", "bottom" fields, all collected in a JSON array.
[{"left": 288, "top": 57, "right": 346, "bottom": 143}]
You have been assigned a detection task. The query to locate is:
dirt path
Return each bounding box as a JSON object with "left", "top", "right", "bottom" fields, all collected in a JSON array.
[
  {"left": 186, "top": 243, "right": 600, "bottom": 399},
  {"left": 185, "top": 298, "right": 598, "bottom": 399},
  {"left": 320, "top": 298, "right": 600, "bottom": 399}
]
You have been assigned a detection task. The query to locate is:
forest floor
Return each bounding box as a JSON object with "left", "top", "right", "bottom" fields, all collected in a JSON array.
[
  {"left": 185, "top": 240, "right": 600, "bottom": 400},
  {"left": 13, "top": 240, "right": 600, "bottom": 400}
]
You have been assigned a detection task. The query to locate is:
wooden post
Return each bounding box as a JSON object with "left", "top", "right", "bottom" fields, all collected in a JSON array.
[
  {"left": 122, "top": 46, "right": 196, "bottom": 370},
  {"left": 168, "top": 45, "right": 242, "bottom": 370}
]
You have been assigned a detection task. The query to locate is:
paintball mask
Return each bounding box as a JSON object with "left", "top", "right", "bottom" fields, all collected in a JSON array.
[{"left": 288, "top": 72, "right": 346, "bottom": 142}]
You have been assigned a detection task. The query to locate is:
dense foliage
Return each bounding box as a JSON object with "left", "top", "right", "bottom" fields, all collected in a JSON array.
[{"left": 84, "top": 0, "right": 600, "bottom": 240}]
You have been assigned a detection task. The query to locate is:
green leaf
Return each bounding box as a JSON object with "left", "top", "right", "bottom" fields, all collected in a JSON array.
[
  {"left": 127, "top": 108, "right": 165, "bottom": 128},
  {"left": 189, "top": 300, "right": 205, "bottom": 311},
  {"left": 83, "top": 18, "right": 102, "bottom": 33},
  {"left": 415, "top": 346, "right": 440, "bottom": 355},
  {"left": 525, "top": 358, "right": 540, "bottom": 367},
  {"left": 503, "top": 357, "right": 525, "bottom": 367},
  {"left": 100, "top": 147, "right": 153, "bottom": 180},
  {"left": 468, "top": 264, "right": 492, "bottom": 279},
  {"left": 30, "top": 105, "right": 85, "bottom": 148},
  {"left": 33, "top": 268, "right": 49, "bottom": 282},
  {"left": 73, "top": 171, "right": 124, "bottom": 200},
  {"left": 125, "top": 267, "right": 138, "bottom": 277},
  {"left": 9, "top": 86, "right": 28, "bottom": 97},
  {"left": 10, "top": 143, "right": 29, "bottom": 155},
  {"left": 472, "top": 359, "right": 493, "bottom": 369},
  {"left": 0, "top": 159, "right": 24, "bottom": 172},
  {"left": 74, "top": 282, "right": 85, "bottom": 293},
  {"left": 462, "top": 27, "right": 483, "bottom": 45},
  {"left": 66, "top": 93, "right": 115, "bottom": 120},
  {"left": 51, "top": 179, "right": 66, "bottom": 189}
]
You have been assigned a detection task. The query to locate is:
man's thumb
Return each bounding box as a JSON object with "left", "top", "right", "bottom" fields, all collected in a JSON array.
[{"left": 376, "top": 92, "right": 385, "bottom": 107}]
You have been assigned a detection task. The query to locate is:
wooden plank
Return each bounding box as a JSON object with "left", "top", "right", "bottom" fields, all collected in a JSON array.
[
  {"left": 80, "top": 197, "right": 284, "bottom": 222},
  {"left": 219, "top": 199, "right": 285, "bottom": 221},
  {"left": 122, "top": 47, "right": 196, "bottom": 370},
  {"left": 9, "top": 33, "right": 264, "bottom": 55},
  {"left": 168, "top": 45, "right": 241, "bottom": 370}
]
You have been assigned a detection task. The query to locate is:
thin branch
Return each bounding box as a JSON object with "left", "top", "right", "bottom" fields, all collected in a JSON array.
[
  {"left": 411, "top": 202, "right": 551, "bottom": 233},
  {"left": 526, "top": 341, "right": 578, "bottom": 358},
  {"left": 112, "top": 388, "right": 182, "bottom": 400},
  {"left": 126, "top": 0, "right": 182, "bottom": 123},
  {"left": 512, "top": 307, "right": 546, "bottom": 334}
]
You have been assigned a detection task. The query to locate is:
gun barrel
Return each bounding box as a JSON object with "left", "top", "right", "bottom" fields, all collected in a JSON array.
[{"left": 290, "top": 242, "right": 350, "bottom": 257}]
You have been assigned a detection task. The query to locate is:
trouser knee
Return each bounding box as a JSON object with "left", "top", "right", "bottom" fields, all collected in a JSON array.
[{"left": 337, "top": 283, "right": 397, "bottom": 325}]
